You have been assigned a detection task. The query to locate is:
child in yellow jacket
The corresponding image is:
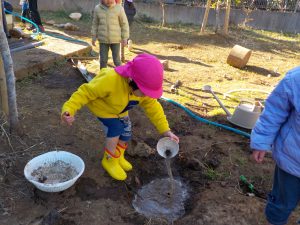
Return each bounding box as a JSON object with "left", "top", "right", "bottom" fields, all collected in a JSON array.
[
  {"left": 91, "top": 0, "right": 129, "bottom": 69},
  {"left": 61, "top": 54, "right": 179, "bottom": 181}
]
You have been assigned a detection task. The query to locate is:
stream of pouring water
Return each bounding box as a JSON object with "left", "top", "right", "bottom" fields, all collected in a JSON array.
[{"left": 165, "top": 149, "right": 175, "bottom": 199}]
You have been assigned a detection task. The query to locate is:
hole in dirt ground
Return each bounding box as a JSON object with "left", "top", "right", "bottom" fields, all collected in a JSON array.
[
  {"left": 75, "top": 177, "right": 126, "bottom": 201},
  {"left": 132, "top": 178, "right": 189, "bottom": 223},
  {"left": 123, "top": 155, "right": 206, "bottom": 223}
]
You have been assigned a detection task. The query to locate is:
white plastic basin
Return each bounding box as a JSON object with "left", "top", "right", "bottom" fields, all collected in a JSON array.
[{"left": 24, "top": 150, "right": 85, "bottom": 192}]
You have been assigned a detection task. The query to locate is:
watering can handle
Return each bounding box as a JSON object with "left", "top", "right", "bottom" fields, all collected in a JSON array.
[{"left": 239, "top": 100, "right": 255, "bottom": 105}]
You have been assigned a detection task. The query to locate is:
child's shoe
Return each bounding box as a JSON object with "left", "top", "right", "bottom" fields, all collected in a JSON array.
[
  {"left": 117, "top": 143, "right": 133, "bottom": 171},
  {"left": 26, "top": 25, "right": 35, "bottom": 31},
  {"left": 33, "top": 25, "right": 45, "bottom": 33},
  {"left": 101, "top": 149, "right": 127, "bottom": 180}
]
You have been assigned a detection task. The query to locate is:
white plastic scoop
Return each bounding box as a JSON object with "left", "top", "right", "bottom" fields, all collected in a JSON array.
[{"left": 157, "top": 137, "right": 179, "bottom": 159}]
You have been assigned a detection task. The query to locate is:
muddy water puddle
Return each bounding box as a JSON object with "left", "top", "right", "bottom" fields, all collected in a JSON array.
[{"left": 132, "top": 178, "right": 189, "bottom": 223}]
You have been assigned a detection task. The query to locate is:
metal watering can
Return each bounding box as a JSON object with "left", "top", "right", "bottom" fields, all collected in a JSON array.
[{"left": 202, "top": 85, "right": 262, "bottom": 129}]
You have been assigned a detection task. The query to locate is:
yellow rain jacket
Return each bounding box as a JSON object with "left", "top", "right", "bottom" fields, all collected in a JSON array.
[{"left": 62, "top": 69, "right": 170, "bottom": 134}]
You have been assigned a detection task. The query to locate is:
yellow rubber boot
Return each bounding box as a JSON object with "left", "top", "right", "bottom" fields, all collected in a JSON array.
[
  {"left": 117, "top": 143, "right": 133, "bottom": 171},
  {"left": 101, "top": 148, "right": 127, "bottom": 180}
]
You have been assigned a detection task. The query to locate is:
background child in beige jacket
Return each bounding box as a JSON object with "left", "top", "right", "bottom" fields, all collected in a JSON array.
[{"left": 91, "top": 0, "right": 129, "bottom": 69}]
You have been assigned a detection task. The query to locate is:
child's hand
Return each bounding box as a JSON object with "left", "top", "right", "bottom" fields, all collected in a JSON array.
[
  {"left": 121, "top": 39, "right": 127, "bottom": 47},
  {"left": 252, "top": 150, "right": 266, "bottom": 163},
  {"left": 92, "top": 39, "right": 96, "bottom": 46},
  {"left": 61, "top": 112, "right": 75, "bottom": 126},
  {"left": 163, "top": 131, "right": 179, "bottom": 143}
]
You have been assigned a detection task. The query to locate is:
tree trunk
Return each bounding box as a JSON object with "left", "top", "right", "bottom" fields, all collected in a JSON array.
[
  {"left": 294, "top": 0, "right": 300, "bottom": 13},
  {"left": 201, "top": 0, "right": 212, "bottom": 33},
  {"left": 223, "top": 0, "right": 231, "bottom": 35},
  {"left": 215, "top": 0, "right": 221, "bottom": 33},
  {"left": 0, "top": 3, "right": 8, "bottom": 117},
  {"left": 160, "top": 1, "right": 165, "bottom": 27},
  {"left": 0, "top": 57, "right": 8, "bottom": 117},
  {"left": 0, "top": 6, "right": 19, "bottom": 132}
]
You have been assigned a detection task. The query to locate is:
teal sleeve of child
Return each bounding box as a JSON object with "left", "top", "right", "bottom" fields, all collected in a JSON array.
[{"left": 250, "top": 74, "right": 293, "bottom": 151}]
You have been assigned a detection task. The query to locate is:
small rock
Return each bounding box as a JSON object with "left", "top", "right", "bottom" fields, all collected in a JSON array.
[
  {"left": 64, "top": 23, "right": 80, "bottom": 31},
  {"left": 145, "top": 130, "right": 152, "bottom": 135},
  {"left": 127, "top": 141, "right": 154, "bottom": 157},
  {"left": 45, "top": 20, "right": 56, "bottom": 25},
  {"left": 53, "top": 23, "right": 66, "bottom": 28},
  {"left": 160, "top": 60, "right": 169, "bottom": 70},
  {"left": 224, "top": 74, "right": 233, "bottom": 80},
  {"left": 267, "top": 74, "right": 271, "bottom": 78},
  {"left": 9, "top": 28, "right": 24, "bottom": 39},
  {"left": 220, "top": 181, "right": 227, "bottom": 187},
  {"left": 69, "top": 12, "right": 82, "bottom": 21}
]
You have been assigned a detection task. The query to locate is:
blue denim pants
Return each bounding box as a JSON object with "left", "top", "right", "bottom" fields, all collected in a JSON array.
[
  {"left": 265, "top": 165, "right": 300, "bottom": 225},
  {"left": 97, "top": 116, "right": 132, "bottom": 142}
]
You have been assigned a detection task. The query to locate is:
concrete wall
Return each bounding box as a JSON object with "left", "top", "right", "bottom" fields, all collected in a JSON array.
[
  {"left": 135, "top": 3, "right": 300, "bottom": 33},
  {"left": 8, "top": 0, "right": 300, "bottom": 33}
]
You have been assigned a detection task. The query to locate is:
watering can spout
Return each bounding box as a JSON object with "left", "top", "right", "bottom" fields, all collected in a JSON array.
[{"left": 202, "top": 85, "right": 232, "bottom": 117}]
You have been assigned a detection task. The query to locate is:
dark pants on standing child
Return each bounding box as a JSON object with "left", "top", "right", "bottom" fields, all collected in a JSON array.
[
  {"left": 265, "top": 166, "right": 300, "bottom": 225},
  {"left": 28, "top": 0, "right": 42, "bottom": 26},
  {"left": 99, "top": 43, "right": 121, "bottom": 69}
]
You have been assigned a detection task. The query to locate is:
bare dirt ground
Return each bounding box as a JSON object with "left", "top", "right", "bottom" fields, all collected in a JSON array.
[{"left": 1, "top": 11, "right": 300, "bottom": 225}]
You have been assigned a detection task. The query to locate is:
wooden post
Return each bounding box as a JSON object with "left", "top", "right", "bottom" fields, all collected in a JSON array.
[
  {"left": 215, "top": 0, "right": 221, "bottom": 33},
  {"left": 223, "top": 0, "right": 231, "bottom": 35},
  {"left": 160, "top": 1, "right": 165, "bottom": 27},
  {"left": 0, "top": 2, "right": 19, "bottom": 131},
  {"left": 201, "top": 0, "right": 212, "bottom": 33}
]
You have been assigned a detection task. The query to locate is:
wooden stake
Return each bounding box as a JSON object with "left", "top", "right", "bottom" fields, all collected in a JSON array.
[
  {"left": 160, "top": 1, "right": 165, "bottom": 27},
  {"left": 224, "top": 0, "right": 231, "bottom": 35},
  {"left": 0, "top": 2, "right": 19, "bottom": 131},
  {"left": 201, "top": 0, "right": 212, "bottom": 33},
  {"left": 215, "top": 0, "right": 221, "bottom": 33}
]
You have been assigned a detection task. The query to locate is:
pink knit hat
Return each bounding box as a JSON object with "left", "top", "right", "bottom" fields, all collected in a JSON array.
[{"left": 115, "top": 53, "right": 164, "bottom": 99}]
